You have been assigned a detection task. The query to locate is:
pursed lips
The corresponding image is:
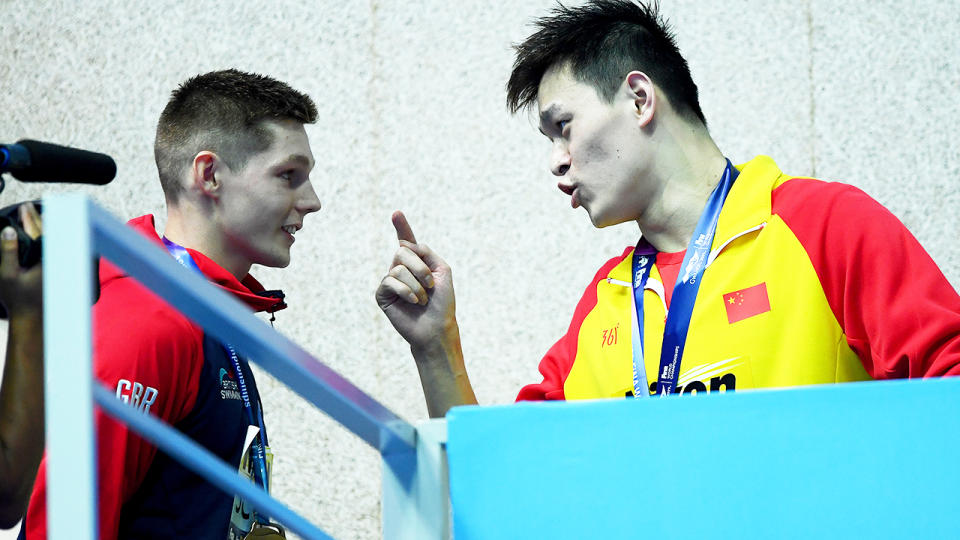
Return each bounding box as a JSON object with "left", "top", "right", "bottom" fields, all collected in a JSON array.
[{"left": 558, "top": 182, "right": 580, "bottom": 209}]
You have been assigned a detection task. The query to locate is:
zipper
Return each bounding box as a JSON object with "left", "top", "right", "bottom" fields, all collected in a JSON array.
[
  {"left": 606, "top": 277, "right": 667, "bottom": 314},
  {"left": 706, "top": 223, "right": 766, "bottom": 267}
]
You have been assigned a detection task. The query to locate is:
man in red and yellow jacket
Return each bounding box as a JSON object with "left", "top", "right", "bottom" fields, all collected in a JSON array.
[
  {"left": 517, "top": 154, "right": 960, "bottom": 401},
  {"left": 375, "top": 0, "right": 960, "bottom": 416}
]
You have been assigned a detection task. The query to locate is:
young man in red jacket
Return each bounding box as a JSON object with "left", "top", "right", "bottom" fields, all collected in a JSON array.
[
  {"left": 376, "top": 0, "right": 960, "bottom": 416},
  {"left": 21, "top": 69, "right": 321, "bottom": 539}
]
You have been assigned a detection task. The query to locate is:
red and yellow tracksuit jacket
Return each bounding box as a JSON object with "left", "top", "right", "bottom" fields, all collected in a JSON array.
[{"left": 518, "top": 156, "right": 960, "bottom": 401}]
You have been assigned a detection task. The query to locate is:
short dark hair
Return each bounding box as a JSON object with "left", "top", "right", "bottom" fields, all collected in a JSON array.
[
  {"left": 154, "top": 69, "right": 318, "bottom": 202},
  {"left": 506, "top": 0, "right": 706, "bottom": 126}
]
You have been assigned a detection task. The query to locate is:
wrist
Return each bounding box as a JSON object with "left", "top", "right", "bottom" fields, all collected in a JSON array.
[
  {"left": 6, "top": 306, "right": 43, "bottom": 324},
  {"left": 410, "top": 319, "right": 463, "bottom": 367}
]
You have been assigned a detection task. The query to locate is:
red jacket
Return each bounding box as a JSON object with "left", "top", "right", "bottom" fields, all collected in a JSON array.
[{"left": 21, "top": 215, "right": 284, "bottom": 539}]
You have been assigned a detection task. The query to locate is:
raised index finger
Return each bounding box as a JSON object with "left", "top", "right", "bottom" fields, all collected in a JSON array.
[{"left": 392, "top": 210, "right": 418, "bottom": 244}]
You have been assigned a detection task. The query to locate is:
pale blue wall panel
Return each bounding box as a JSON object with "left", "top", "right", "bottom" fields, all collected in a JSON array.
[{"left": 448, "top": 378, "right": 960, "bottom": 539}]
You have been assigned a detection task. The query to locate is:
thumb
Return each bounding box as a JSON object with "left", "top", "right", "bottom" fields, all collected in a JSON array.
[{"left": 0, "top": 227, "right": 19, "bottom": 278}]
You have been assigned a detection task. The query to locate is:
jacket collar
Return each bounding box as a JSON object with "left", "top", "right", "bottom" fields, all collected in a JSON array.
[
  {"left": 605, "top": 155, "right": 787, "bottom": 283},
  {"left": 712, "top": 155, "right": 785, "bottom": 248},
  {"left": 103, "top": 215, "right": 286, "bottom": 314}
]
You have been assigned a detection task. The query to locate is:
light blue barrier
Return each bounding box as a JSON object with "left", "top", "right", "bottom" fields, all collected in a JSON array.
[
  {"left": 43, "top": 195, "right": 418, "bottom": 539},
  {"left": 447, "top": 377, "right": 960, "bottom": 539}
]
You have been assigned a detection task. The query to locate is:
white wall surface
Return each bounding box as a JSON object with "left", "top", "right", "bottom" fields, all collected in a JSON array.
[{"left": 0, "top": 0, "right": 957, "bottom": 538}]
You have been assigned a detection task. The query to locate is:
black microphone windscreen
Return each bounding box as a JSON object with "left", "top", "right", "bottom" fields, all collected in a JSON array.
[{"left": 15, "top": 139, "right": 117, "bottom": 185}]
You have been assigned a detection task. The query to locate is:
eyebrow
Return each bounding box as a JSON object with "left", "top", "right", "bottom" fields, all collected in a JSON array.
[
  {"left": 538, "top": 104, "right": 561, "bottom": 136},
  {"left": 539, "top": 104, "right": 560, "bottom": 126},
  {"left": 279, "top": 154, "right": 314, "bottom": 169}
]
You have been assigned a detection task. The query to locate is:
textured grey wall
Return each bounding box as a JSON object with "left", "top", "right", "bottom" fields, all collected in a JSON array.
[{"left": 0, "top": 1, "right": 957, "bottom": 538}]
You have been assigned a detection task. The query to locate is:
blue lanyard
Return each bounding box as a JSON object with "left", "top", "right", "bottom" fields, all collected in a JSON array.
[
  {"left": 631, "top": 160, "right": 739, "bottom": 397},
  {"left": 161, "top": 237, "right": 271, "bottom": 492}
]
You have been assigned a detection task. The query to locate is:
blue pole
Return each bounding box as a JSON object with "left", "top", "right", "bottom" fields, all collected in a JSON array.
[
  {"left": 94, "top": 384, "right": 334, "bottom": 539},
  {"left": 43, "top": 195, "right": 96, "bottom": 540}
]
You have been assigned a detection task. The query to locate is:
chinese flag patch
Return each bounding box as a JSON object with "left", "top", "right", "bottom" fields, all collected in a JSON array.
[{"left": 722, "top": 282, "right": 771, "bottom": 324}]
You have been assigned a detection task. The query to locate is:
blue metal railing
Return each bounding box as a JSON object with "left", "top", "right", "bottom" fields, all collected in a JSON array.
[{"left": 43, "top": 194, "right": 417, "bottom": 538}]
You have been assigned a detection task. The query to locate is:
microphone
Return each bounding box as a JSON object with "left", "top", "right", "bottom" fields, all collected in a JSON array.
[{"left": 0, "top": 139, "right": 116, "bottom": 185}]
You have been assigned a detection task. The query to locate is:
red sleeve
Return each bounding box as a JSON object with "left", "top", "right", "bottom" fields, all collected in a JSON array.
[
  {"left": 23, "top": 277, "right": 204, "bottom": 540},
  {"left": 774, "top": 178, "right": 960, "bottom": 378},
  {"left": 90, "top": 279, "right": 203, "bottom": 540},
  {"left": 516, "top": 249, "right": 632, "bottom": 401}
]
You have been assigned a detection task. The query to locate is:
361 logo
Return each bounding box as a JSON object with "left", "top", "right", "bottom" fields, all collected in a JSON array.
[{"left": 601, "top": 323, "right": 619, "bottom": 347}]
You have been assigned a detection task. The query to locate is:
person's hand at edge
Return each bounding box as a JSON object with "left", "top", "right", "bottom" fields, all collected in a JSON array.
[
  {"left": 0, "top": 202, "right": 43, "bottom": 317},
  {"left": 0, "top": 201, "right": 45, "bottom": 527}
]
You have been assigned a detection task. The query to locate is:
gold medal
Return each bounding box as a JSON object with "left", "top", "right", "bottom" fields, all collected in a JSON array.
[{"left": 243, "top": 522, "right": 286, "bottom": 539}]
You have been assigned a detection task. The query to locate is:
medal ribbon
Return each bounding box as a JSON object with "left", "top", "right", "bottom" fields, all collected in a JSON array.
[
  {"left": 162, "top": 237, "right": 271, "bottom": 492},
  {"left": 631, "top": 160, "right": 739, "bottom": 397}
]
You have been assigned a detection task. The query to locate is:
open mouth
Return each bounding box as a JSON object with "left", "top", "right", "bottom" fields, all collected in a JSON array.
[{"left": 281, "top": 225, "right": 299, "bottom": 241}]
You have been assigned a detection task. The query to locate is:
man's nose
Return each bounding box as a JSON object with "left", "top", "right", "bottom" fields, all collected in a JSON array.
[
  {"left": 550, "top": 144, "right": 571, "bottom": 176},
  {"left": 298, "top": 181, "right": 322, "bottom": 215}
]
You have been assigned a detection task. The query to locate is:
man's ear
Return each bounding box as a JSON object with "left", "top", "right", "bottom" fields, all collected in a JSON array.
[
  {"left": 625, "top": 71, "right": 656, "bottom": 128},
  {"left": 190, "top": 151, "right": 222, "bottom": 198}
]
